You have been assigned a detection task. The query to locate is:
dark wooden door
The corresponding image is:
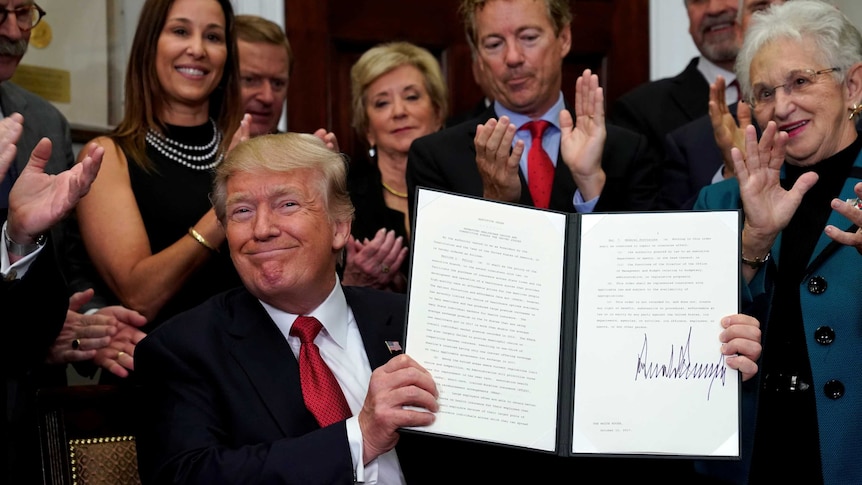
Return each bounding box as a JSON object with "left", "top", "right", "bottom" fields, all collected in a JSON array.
[{"left": 284, "top": 0, "right": 649, "bottom": 161}]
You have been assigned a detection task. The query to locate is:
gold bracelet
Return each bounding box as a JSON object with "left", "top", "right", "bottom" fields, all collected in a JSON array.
[
  {"left": 188, "top": 227, "right": 218, "bottom": 253},
  {"left": 741, "top": 251, "right": 769, "bottom": 269}
]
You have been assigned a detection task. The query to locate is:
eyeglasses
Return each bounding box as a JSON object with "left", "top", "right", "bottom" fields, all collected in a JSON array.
[
  {"left": 0, "top": 3, "right": 45, "bottom": 31},
  {"left": 749, "top": 67, "right": 841, "bottom": 108}
]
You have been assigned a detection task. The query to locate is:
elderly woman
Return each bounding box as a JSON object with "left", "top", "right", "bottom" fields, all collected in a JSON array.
[
  {"left": 694, "top": 1, "right": 862, "bottom": 483},
  {"left": 343, "top": 42, "right": 447, "bottom": 292}
]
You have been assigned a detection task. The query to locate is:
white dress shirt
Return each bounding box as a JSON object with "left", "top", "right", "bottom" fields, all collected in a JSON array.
[{"left": 261, "top": 280, "right": 405, "bottom": 484}]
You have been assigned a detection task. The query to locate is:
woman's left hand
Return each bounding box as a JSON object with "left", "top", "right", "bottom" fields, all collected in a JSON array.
[{"left": 825, "top": 181, "right": 862, "bottom": 254}]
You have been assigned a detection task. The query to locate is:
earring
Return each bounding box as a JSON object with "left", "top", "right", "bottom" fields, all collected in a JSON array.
[
  {"left": 849, "top": 103, "right": 862, "bottom": 120},
  {"left": 368, "top": 145, "right": 376, "bottom": 158}
]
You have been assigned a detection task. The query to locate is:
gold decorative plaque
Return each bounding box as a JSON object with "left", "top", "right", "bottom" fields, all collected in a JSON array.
[
  {"left": 9, "top": 64, "right": 70, "bottom": 103},
  {"left": 30, "top": 20, "right": 52, "bottom": 49}
]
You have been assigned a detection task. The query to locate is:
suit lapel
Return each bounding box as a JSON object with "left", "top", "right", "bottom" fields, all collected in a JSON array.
[
  {"left": 344, "top": 286, "right": 404, "bottom": 369},
  {"left": 668, "top": 58, "right": 710, "bottom": 122},
  {"left": 224, "top": 290, "right": 312, "bottom": 436}
]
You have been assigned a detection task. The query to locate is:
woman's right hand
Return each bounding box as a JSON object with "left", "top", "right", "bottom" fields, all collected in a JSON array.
[
  {"left": 342, "top": 228, "right": 408, "bottom": 291},
  {"left": 735, "top": 121, "right": 817, "bottom": 254}
]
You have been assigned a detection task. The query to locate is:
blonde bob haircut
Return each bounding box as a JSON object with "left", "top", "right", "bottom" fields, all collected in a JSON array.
[{"left": 350, "top": 41, "right": 448, "bottom": 140}]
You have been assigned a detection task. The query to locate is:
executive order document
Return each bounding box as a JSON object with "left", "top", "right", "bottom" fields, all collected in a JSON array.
[{"left": 404, "top": 187, "right": 741, "bottom": 459}]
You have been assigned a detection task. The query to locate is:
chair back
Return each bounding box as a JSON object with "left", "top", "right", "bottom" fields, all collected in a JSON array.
[{"left": 37, "top": 384, "right": 141, "bottom": 485}]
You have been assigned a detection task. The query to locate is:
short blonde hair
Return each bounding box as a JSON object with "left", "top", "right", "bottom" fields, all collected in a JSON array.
[
  {"left": 212, "top": 133, "right": 354, "bottom": 225},
  {"left": 350, "top": 42, "right": 448, "bottom": 139}
]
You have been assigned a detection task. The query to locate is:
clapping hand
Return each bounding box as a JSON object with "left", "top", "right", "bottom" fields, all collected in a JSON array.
[
  {"left": 342, "top": 228, "right": 408, "bottom": 291},
  {"left": 559, "top": 68, "right": 606, "bottom": 201},
  {"left": 825, "top": 181, "right": 862, "bottom": 255},
  {"left": 473, "top": 115, "right": 524, "bottom": 203},
  {"left": 708, "top": 75, "right": 752, "bottom": 178}
]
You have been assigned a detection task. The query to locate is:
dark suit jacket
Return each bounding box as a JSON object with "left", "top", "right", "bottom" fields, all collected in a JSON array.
[
  {"left": 609, "top": 57, "right": 710, "bottom": 161},
  {"left": 3, "top": 241, "right": 69, "bottom": 483},
  {"left": 135, "top": 285, "right": 426, "bottom": 484},
  {"left": 660, "top": 103, "right": 739, "bottom": 210},
  {"left": 406, "top": 103, "right": 659, "bottom": 218}
]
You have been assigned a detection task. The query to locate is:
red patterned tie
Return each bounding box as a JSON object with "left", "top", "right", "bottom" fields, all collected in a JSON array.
[
  {"left": 291, "top": 316, "right": 352, "bottom": 427},
  {"left": 522, "top": 120, "right": 554, "bottom": 209}
]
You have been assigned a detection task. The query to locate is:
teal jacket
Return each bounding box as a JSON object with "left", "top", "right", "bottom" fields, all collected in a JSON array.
[{"left": 692, "top": 155, "right": 862, "bottom": 485}]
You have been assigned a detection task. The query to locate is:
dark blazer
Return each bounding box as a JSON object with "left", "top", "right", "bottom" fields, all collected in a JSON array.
[
  {"left": 609, "top": 57, "right": 710, "bottom": 161},
  {"left": 406, "top": 102, "right": 659, "bottom": 217},
  {"left": 3, "top": 241, "right": 69, "bottom": 483},
  {"left": 135, "top": 285, "right": 424, "bottom": 484},
  {"left": 660, "top": 103, "right": 740, "bottom": 210},
  {"left": 0, "top": 81, "right": 98, "bottom": 300}
]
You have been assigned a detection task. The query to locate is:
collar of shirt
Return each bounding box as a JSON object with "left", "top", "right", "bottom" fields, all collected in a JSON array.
[
  {"left": 261, "top": 275, "right": 350, "bottom": 350},
  {"left": 696, "top": 56, "right": 738, "bottom": 104},
  {"left": 494, "top": 92, "right": 565, "bottom": 175}
]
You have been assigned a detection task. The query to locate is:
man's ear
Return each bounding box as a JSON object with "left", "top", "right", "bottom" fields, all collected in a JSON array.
[
  {"left": 558, "top": 22, "right": 572, "bottom": 59},
  {"left": 332, "top": 218, "right": 351, "bottom": 252}
]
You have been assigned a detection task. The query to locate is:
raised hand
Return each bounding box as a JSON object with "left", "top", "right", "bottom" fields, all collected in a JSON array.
[
  {"left": 824, "top": 181, "right": 862, "bottom": 254},
  {"left": 474, "top": 116, "right": 524, "bottom": 203},
  {"left": 312, "top": 128, "right": 340, "bottom": 153},
  {"left": 7, "top": 139, "right": 102, "bottom": 246},
  {"left": 735, "top": 122, "right": 816, "bottom": 259},
  {"left": 708, "top": 76, "right": 752, "bottom": 178},
  {"left": 559, "top": 69, "right": 606, "bottom": 201},
  {"left": 0, "top": 112, "right": 23, "bottom": 183},
  {"left": 342, "top": 228, "right": 408, "bottom": 291}
]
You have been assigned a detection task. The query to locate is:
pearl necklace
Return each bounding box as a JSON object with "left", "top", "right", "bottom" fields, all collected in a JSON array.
[{"left": 145, "top": 118, "right": 223, "bottom": 170}]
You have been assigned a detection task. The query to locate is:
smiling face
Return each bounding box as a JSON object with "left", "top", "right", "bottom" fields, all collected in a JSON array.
[
  {"left": 224, "top": 167, "right": 350, "bottom": 313},
  {"left": 473, "top": 0, "right": 571, "bottom": 119},
  {"left": 749, "top": 37, "right": 858, "bottom": 167},
  {"left": 155, "top": 0, "right": 227, "bottom": 113},
  {"left": 0, "top": 0, "right": 32, "bottom": 82},
  {"left": 239, "top": 39, "right": 289, "bottom": 136},
  {"left": 364, "top": 64, "right": 441, "bottom": 157},
  {"left": 686, "top": 0, "right": 740, "bottom": 69}
]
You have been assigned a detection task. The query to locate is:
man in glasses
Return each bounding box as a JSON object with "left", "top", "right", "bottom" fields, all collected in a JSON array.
[{"left": 1, "top": 2, "right": 145, "bottom": 483}]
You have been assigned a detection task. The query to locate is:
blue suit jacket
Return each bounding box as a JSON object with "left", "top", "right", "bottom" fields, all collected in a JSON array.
[{"left": 693, "top": 156, "right": 862, "bottom": 484}]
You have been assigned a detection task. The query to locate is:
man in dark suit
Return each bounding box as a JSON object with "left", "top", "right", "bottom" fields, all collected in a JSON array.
[
  {"left": 659, "top": 0, "right": 789, "bottom": 210},
  {"left": 609, "top": 0, "right": 742, "bottom": 161},
  {"left": 135, "top": 133, "right": 442, "bottom": 484},
  {"left": 1, "top": 113, "right": 107, "bottom": 484},
  {"left": 407, "top": 0, "right": 658, "bottom": 218}
]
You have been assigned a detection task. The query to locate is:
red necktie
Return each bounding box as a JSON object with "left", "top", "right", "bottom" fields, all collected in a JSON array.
[
  {"left": 291, "top": 316, "right": 352, "bottom": 427},
  {"left": 728, "top": 79, "right": 741, "bottom": 103},
  {"left": 522, "top": 120, "right": 554, "bottom": 209}
]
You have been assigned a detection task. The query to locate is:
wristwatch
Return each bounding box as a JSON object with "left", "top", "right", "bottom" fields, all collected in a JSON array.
[{"left": 4, "top": 230, "right": 46, "bottom": 256}]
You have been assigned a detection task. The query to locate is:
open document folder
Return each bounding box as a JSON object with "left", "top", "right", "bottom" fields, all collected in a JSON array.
[{"left": 403, "top": 187, "right": 742, "bottom": 460}]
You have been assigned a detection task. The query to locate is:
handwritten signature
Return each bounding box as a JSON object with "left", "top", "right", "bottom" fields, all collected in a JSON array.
[{"left": 634, "top": 327, "right": 727, "bottom": 400}]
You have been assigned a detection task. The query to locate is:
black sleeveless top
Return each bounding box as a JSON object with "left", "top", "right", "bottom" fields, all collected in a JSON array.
[{"left": 127, "top": 122, "right": 241, "bottom": 331}]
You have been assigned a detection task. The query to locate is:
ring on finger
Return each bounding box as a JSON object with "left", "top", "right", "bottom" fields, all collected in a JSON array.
[
  {"left": 118, "top": 351, "right": 125, "bottom": 359},
  {"left": 381, "top": 264, "right": 390, "bottom": 274},
  {"left": 71, "top": 339, "right": 81, "bottom": 350}
]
